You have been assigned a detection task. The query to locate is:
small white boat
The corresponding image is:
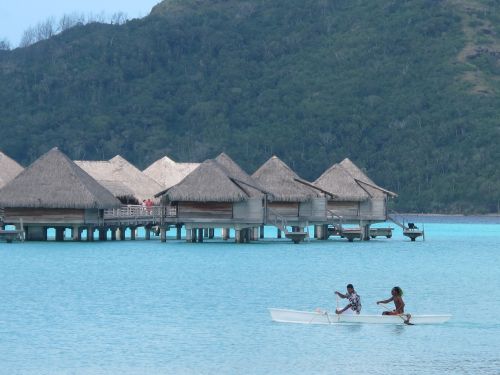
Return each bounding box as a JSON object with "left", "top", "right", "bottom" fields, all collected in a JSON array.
[{"left": 269, "top": 308, "right": 451, "bottom": 325}]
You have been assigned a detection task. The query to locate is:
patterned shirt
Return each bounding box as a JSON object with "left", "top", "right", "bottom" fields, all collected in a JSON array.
[{"left": 346, "top": 291, "right": 362, "bottom": 313}]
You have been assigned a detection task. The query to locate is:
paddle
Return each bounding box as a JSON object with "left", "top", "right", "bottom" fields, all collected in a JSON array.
[{"left": 377, "top": 303, "right": 414, "bottom": 325}]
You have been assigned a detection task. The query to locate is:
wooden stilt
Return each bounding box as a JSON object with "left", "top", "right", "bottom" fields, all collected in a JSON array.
[
  {"left": 160, "top": 226, "right": 167, "bottom": 242},
  {"left": 87, "top": 226, "right": 94, "bottom": 241},
  {"left": 186, "top": 228, "right": 193, "bottom": 242},
  {"left": 98, "top": 228, "right": 107, "bottom": 241},
  {"left": 277, "top": 228, "right": 282, "bottom": 239},
  {"left": 209, "top": 228, "right": 214, "bottom": 239},
  {"left": 176, "top": 225, "right": 182, "bottom": 240},
  {"left": 235, "top": 229, "right": 242, "bottom": 243},
  {"left": 111, "top": 227, "right": 117, "bottom": 241},
  {"left": 260, "top": 225, "right": 264, "bottom": 239},
  {"left": 55, "top": 227, "right": 65, "bottom": 241},
  {"left": 145, "top": 226, "right": 151, "bottom": 240},
  {"left": 119, "top": 227, "right": 126, "bottom": 241},
  {"left": 130, "top": 227, "right": 136, "bottom": 240},
  {"left": 197, "top": 228, "right": 204, "bottom": 243},
  {"left": 72, "top": 225, "right": 79, "bottom": 241}
]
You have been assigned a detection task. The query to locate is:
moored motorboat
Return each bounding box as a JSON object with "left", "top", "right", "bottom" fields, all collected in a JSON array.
[{"left": 269, "top": 308, "right": 451, "bottom": 325}]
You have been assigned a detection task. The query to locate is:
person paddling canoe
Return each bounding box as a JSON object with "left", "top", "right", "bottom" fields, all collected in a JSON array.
[
  {"left": 377, "top": 286, "right": 412, "bottom": 323},
  {"left": 335, "top": 284, "right": 361, "bottom": 315}
]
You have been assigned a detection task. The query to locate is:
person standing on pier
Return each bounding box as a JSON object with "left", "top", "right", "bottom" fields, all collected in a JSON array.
[{"left": 335, "top": 284, "right": 361, "bottom": 314}]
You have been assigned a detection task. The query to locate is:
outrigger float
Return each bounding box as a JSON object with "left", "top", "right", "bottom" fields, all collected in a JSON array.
[{"left": 269, "top": 308, "right": 451, "bottom": 325}]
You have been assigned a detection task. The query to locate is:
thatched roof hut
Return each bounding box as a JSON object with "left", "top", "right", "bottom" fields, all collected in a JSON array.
[
  {"left": 157, "top": 159, "right": 250, "bottom": 202},
  {"left": 214, "top": 153, "right": 264, "bottom": 198},
  {"left": 339, "top": 158, "right": 397, "bottom": 198},
  {"left": 314, "top": 163, "right": 370, "bottom": 201},
  {"left": 75, "top": 155, "right": 163, "bottom": 203},
  {"left": 0, "top": 148, "right": 121, "bottom": 209},
  {"left": 143, "top": 156, "right": 200, "bottom": 189},
  {"left": 0, "top": 151, "right": 23, "bottom": 189},
  {"left": 252, "top": 156, "right": 324, "bottom": 202}
]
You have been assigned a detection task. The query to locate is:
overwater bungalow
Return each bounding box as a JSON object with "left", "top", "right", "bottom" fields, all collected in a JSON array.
[
  {"left": 143, "top": 155, "right": 200, "bottom": 189},
  {"left": 156, "top": 155, "right": 265, "bottom": 242},
  {"left": 76, "top": 155, "right": 163, "bottom": 204},
  {"left": 338, "top": 158, "right": 397, "bottom": 220},
  {"left": 0, "top": 151, "right": 23, "bottom": 189},
  {"left": 251, "top": 156, "right": 329, "bottom": 235},
  {"left": 0, "top": 148, "right": 121, "bottom": 241},
  {"left": 314, "top": 158, "right": 397, "bottom": 240}
]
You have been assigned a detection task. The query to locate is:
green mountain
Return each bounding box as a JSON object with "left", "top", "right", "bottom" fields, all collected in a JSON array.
[{"left": 1, "top": 0, "right": 499, "bottom": 213}]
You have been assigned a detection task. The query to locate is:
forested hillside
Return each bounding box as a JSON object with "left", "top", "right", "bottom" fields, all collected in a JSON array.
[{"left": 0, "top": 0, "right": 499, "bottom": 213}]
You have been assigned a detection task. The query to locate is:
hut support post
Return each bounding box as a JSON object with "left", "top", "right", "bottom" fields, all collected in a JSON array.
[
  {"left": 87, "top": 226, "right": 94, "bottom": 241},
  {"left": 197, "top": 228, "right": 204, "bottom": 243},
  {"left": 318, "top": 224, "right": 329, "bottom": 240},
  {"left": 160, "top": 226, "right": 167, "bottom": 243},
  {"left": 145, "top": 226, "right": 151, "bottom": 240},
  {"left": 360, "top": 221, "right": 370, "bottom": 241},
  {"left": 98, "top": 228, "right": 107, "bottom": 241},
  {"left": 72, "top": 226, "right": 81, "bottom": 241},
  {"left": 55, "top": 227, "right": 65, "bottom": 242},
  {"left": 130, "top": 227, "right": 136, "bottom": 240},
  {"left": 235, "top": 229, "right": 242, "bottom": 243},
  {"left": 314, "top": 225, "right": 319, "bottom": 239},
  {"left": 186, "top": 228, "right": 193, "bottom": 242},
  {"left": 260, "top": 225, "right": 264, "bottom": 239},
  {"left": 203, "top": 228, "right": 209, "bottom": 238},
  {"left": 110, "top": 227, "right": 117, "bottom": 241},
  {"left": 209, "top": 228, "right": 214, "bottom": 239},
  {"left": 119, "top": 227, "right": 126, "bottom": 241},
  {"left": 176, "top": 225, "right": 182, "bottom": 240},
  {"left": 277, "top": 228, "right": 282, "bottom": 239},
  {"left": 222, "top": 228, "right": 230, "bottom": 240}
]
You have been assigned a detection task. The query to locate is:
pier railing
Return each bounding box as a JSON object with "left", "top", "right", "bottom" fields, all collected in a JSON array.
[{"left": 103, "top": 205, "right": 177, "bottom": 221}]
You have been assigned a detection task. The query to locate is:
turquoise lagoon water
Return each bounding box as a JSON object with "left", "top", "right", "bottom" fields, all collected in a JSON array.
[{"left": 0, "top": 219, "right": 499, "bottom": 374}]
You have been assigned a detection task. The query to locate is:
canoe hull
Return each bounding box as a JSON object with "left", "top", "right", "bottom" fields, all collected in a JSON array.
[{"left": 269, "top": 308, "right": 451, "bottom": 325}]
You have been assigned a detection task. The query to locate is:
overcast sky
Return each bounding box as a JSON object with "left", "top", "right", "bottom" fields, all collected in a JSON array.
[{"left": 0, "top": 1, "right": 161, "bottom": 46}]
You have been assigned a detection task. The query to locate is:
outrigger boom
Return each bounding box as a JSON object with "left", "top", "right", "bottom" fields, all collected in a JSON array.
[{"left": 269, "top": 308, "right": 451, "bottom": 325}]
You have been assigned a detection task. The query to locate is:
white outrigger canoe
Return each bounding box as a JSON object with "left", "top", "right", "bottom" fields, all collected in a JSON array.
[{"left": 269, "top": 308, "right": 451, "bottom": 325}]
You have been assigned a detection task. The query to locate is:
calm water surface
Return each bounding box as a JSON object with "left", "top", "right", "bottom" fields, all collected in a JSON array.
[{"left": 0, "top": 219, "right": 499, "bottom": 374}]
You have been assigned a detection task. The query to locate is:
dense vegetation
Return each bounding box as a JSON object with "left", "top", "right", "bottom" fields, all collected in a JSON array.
[{"left": 0, "top": 0, "right": 499, "bottom": 213}]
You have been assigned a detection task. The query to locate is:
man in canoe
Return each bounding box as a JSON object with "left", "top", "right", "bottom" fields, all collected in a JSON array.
[
  {"left": 334, "top": 284, "right": 361, "bottom": 315},
  {"left": 377, "top": 286, "right": 412, "bottom": 323}
]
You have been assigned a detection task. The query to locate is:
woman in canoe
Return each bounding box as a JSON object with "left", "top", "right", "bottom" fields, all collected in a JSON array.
[
  {"left": 335, "top": 284, "right": 361, "bottom": 315},
  {"left": 377, "top": 286, "right": 411, "bottom": 320}
]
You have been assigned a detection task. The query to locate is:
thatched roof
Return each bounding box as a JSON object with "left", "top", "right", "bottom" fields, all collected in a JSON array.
[
  {"left": 75, "top": 155, "right": 163, "bottom": 202},
  {"left": 339, "top": 158, "right": 397, "bottom": 197},
  {"left": 143, "top": 156, "right": 200, "bottom": 189},
  {"left": 157, "top": 159, "right": 250, "bottom": 202},
  {"left": 252, "top": 156, "right": 324, "bottom": 202},
  {"left": 214, "top": 153, "right": 264, "bottom": 198},
  {"left": 314, "top": 163, "right": 370, "bottom": 201},
  {"left": 0, "top": 148, "right": 121, "bottom": 209},
  {"left": 0, "top": 151, "right": 23, "bottom": 189}
]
